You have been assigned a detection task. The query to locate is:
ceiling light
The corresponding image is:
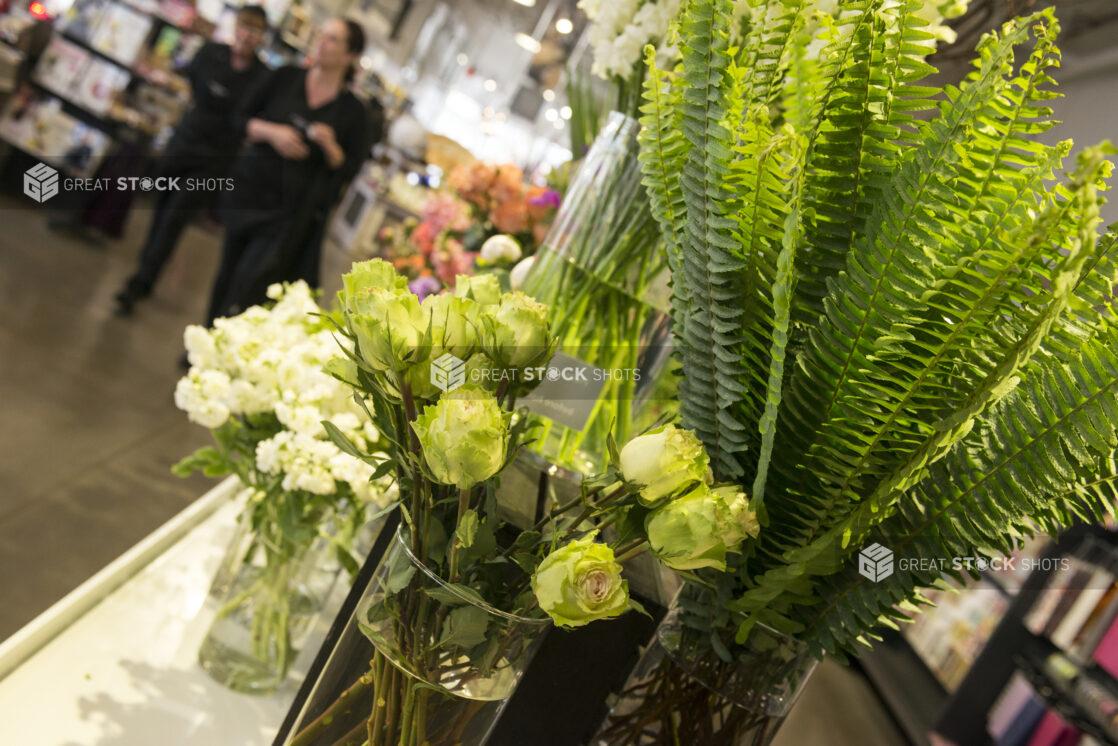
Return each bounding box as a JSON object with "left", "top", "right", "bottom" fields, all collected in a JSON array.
[
  {"left": 456, "top": 53, "right": 468, "bottom": 66},
  {"left": 512, "top": 0, "right": 535, "bottom": 6},
  {"left": 484, "top": 79, "right": 498, "bottom": 92},
  {"left": 545, "top": 108, "right": 559, "bottom": 122},
  {"left": 553, "top": 119, "right": 565, "bottom": 129},
  {"left": 555, "top": 18, "right": 573, "bottom": 34},
  {"left": 515, "top": 33, "right": 542, "bottom": 54},
  {"left": 542, "top": 89, "right": 556, "bottom": 102},
  {"left": 560, "top": 105, "right": 572, "bottom": 120}
]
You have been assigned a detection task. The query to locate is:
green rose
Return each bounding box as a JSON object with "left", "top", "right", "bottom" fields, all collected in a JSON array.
[
  {"left": 350, "top": 289, "right": 430, "bottom": 372},
  {"left": 341, "top": 259, "right": 408, "bottom": 314},
  {"left": 411, "top": 385, "right": 510, "bottom": 489},
  {"left": 480, "top": 291, "right": 552, "bottom": 369},
  {"left": 619, "top": 425, "right": 710, "bottom": 507},
  {"left": 645, "top": 483, "right": 758, "bottom": 571},
  {"left": 422, "top": 292, "right": 478, "bottom": 359},
  {"left": 455, "top": 273, "right": 502, "bottom": 307},
  {"left": 531, "top": 536, "right": 630, "bottom": 628}
]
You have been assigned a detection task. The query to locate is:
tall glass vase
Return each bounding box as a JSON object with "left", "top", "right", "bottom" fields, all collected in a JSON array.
[
  {"left": 522, "top": 111, "right": 675, "bottom": 474},
  {"left": 197, "top": 508, "right": 344, "bottom": 695},
  {"left": 284, "top": 526, "right": 550, "bottom": 746},
  {"left": 594, "top": 606, "right": 818, "bottom": 745}
]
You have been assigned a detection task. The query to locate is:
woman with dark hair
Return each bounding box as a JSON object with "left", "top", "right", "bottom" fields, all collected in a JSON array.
[{"left": 203, "top": 17, "right": 370, "bottom": 325}]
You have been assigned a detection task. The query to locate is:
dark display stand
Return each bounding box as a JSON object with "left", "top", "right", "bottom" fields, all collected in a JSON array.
[{"left": 857, "top": 524, "right": 1118, "bottom": 746}]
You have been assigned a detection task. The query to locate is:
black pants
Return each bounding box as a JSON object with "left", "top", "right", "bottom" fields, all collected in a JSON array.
[
  {"left": 204, "top": 215, "right": 323, "bottom": 325},
  {"left": 124, "top": 178, "right": 214, "bottom": 295}
]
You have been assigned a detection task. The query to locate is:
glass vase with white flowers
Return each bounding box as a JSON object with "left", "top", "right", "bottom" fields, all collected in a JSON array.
[{"left": 173, "top": 281, "right": 394, "bottom": 694}]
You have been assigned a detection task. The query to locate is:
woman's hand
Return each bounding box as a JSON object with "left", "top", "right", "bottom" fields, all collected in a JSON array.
[
  {"left": 307, "top": 122, "right": 345, "bottom": 169},
  {"left": 268, "top": 124, "right": 311, "bottom": 160},
  {"left": 247, "top": 119, "right": 310, "bottom": 160}
]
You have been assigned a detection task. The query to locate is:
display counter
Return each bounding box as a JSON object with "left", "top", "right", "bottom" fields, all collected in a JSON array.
[{"left": 0, "top": 477, "right": 342, "bottom": 745}]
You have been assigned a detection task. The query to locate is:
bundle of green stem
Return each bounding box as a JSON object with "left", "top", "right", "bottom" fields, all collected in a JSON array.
[{"left": 523, "top": 111, "right": 671, "bottom": 473}]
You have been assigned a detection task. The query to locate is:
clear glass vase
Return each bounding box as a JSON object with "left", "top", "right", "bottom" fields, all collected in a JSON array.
[
  {"left": 522, "top": 111, "right": 676, "bottom": 474},
  {"left": 197, "top": 515, "right": 343, "bottom": 695},
  {"left": 594, "top": 606, "right": 818, "bottom": 746},
  {"left": 284, "top": 525, "right": 550, "bottom": 746}
]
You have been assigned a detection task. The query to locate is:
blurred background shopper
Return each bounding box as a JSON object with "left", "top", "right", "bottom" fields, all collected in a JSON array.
[
  {"left": 113, "top": 5, "right": 269, "bottom": 316},
  {"left": 203, "top": 16, "right": 370, "bottom": 325}
]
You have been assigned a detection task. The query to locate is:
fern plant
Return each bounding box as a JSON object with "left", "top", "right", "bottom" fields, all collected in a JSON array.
[{"left": 641, "top": 0, "right": 1118, "bottom": 666}]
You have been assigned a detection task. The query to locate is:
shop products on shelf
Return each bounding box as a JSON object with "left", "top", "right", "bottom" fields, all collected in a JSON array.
[
  {"left": 903, "top": 579, "right": 1011, "bottom": 691},
  {"left": 33, "top": 37, "right": 132, "bottom": 118},
  {"left": 0, "top": 87, "right": 111, "bottom": 177},
  {"left": 58, "top": 0, "right": 113, "bottom": 45},
  {"left": 1025, "top": 546, "right": 1118, "bottom": 665},
  {"left": 32, "top": 37, "right": 90, "bottom": 97},
  {"left": 75, "top": 59, "right": 132, "bottom": 115},
  {"left": 155, "top": 0, "right": 196, "bottom": 29},
  {"left": 88, "top": 2, "right": 152, "bottom": 66}
]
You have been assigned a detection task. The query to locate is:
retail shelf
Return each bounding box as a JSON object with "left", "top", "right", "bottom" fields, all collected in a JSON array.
[{"left": 1015, "top": 637, "right": 1118, "bottom": 745}]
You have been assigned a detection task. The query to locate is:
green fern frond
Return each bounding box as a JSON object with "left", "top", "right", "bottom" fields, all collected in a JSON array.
[
  {"left": 734, "top": 142, "right": 1112, "bottom": 628},
  {"left": 792, "top": 0, "right": 939, "bottom": 325},
  {"left": 802, "top": 324, "right": 1118, "bottom": 655},
  {"left": 673, "top": 0, "right": 752, "bottom": 481},
  {"left": 765, "top": 11, "right": 1063, "bottom": 552}
]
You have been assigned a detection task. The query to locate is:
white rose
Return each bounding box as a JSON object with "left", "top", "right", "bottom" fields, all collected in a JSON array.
[
  {"left": 480, "top": 234, "right": 523, "bottom": 265},
  {"left": 509, "top": 255, "right": 538, "bottom": 291}
]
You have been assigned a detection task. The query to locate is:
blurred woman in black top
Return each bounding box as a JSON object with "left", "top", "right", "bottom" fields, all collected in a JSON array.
[
  {"left": 203, "top": 18, "right": 370, "bottom": 325},
  {"left": 114, "top": 6, "right": 269, "bottom": 316}
]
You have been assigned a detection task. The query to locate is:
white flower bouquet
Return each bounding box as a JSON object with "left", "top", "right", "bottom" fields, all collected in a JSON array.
[{"left": 173, "top": 281, "right": 392, "bottom": 693}]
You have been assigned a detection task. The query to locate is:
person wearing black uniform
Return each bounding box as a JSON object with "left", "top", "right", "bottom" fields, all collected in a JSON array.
[
  {"left": 113, "top": 6, "right": 269, "bottom": 316},
  {"left": 203, "top": 17, "right": 370, "bottom": 325}
]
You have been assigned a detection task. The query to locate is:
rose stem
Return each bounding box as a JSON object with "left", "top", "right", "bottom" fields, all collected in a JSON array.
[
  {"left": 615, "top": 540, "right": 650, "bottom": 563},
  {"left": 287, "top": 668, "right": 374, "bottom": 746}
]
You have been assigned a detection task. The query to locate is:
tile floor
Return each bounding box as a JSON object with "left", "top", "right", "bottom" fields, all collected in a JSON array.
[{"left": 0, "top": 186, "right": 907, "bottom": 745}]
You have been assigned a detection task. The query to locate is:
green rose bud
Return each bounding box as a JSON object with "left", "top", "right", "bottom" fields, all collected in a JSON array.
[
  {"left": 531, "top": 536, "right": 630, "bottom": 628},
  {"left": 411, "top": 385, "right": 510, "bottom": 489},
  {"left": 351, "top": 289, "right": 430, "bottom": 372},
  {"left": 455, "top": 273, "right": 502, "bottom": 307},
  {"left": 422, "top": 292, "right": 479, "bottom": 359},
  {"left": 645, "top": 483, "right": 757, "bottom": 571},
  {"left": 480, "top": 291, "right": 552, "bottom": 369},
  {"left": 341, "top": 259, "right": 408, "bottom": 314},
  {"left": 619, "top": 425, "right": 710, "bottom": 507}
]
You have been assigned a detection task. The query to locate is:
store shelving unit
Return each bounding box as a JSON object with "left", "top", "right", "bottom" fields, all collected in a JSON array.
[{"left": 858, "top": 524, "right": 1118, "bottom": 746}]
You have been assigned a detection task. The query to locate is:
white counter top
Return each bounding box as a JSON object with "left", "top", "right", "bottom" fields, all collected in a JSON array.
[{"left": 0, "top": 478, "right": 342, "bottom": 746}]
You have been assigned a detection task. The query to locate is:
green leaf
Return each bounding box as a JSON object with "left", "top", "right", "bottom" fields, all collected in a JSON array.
[
  {"left": 437, "top": 605, "right": 490, "bottom": 650},
  {"left": 424, "top": 583, "right": 487, "bottom": 607},
  {"left": 383, "top": 550, "right": 415, "bottom": 595},
  {"left": 456, "top": 509, "right": 480, "bottom": 549}
]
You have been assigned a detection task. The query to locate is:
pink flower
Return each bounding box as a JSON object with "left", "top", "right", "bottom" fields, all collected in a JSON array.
[
  {"left": 421, "top": 192, "right": 471, "bottom": 234},
  {"left": 412, "top": 222, "right": 437, "bottom": 254},
  {"left": 433, "top": 239, "right": 477, "bottom": 287}
]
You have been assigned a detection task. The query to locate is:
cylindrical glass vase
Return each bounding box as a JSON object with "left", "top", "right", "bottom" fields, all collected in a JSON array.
[
  {"left": 197, "top": 515, "right": 343, "bottom": 695},
  {"left": 284, "top": 526, "right": 550, "bottom": 746},
  {"left": 594, "top": 606, "right": 818, "bottom": 746},
  {"left": 522, "top": 111, "right": 675, "bottom": 474}
]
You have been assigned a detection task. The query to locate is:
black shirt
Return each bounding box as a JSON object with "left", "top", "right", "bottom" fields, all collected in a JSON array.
[
  {"left": 170, "top": 42, "right": 267, "bottom": 160},
  {"left": 226, "top": 65, "right": 369, "bottom": 222}
]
